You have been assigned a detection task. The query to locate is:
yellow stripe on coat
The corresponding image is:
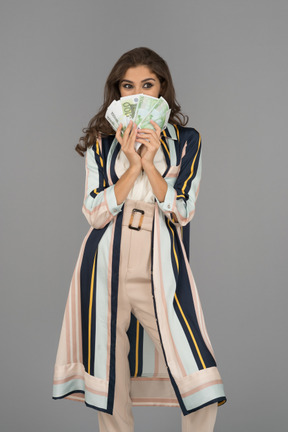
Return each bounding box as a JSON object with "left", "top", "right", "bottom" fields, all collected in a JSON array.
[
  {"left": 174, "top": 293, "right": 206, "bottom": 369},
  {"left": 88, "top": 250, "right": 97, "bottom": 374},
  {"left": 95, "top": 139, "right": 106, "bottom": 187},
  {"left": 173, "top": 124, "right": 180, "bottom": 141},
  {"left": 167, "top": 219, "right": 179, "bottom": 273},
  {"left": 160, "top": 134, "right": 170, "bottom": 158},
  {"left": 134, "top": 320, "right": 140, "bottom": 376},
  {"left": 181, "top": 134, "right": 201, "bottom": 196}
]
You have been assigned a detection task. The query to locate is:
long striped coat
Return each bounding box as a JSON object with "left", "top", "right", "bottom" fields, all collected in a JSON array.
[{"left": 52, "top": 123, "right": 227, "bottom": 416}]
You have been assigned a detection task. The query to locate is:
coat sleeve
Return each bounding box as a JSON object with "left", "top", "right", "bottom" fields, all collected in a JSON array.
[
  {"left": 155, "top": 129, "right": 202, "bottom": 227},
  {"left": 82, "top": 141, "right": 124, "bottom": 229}
]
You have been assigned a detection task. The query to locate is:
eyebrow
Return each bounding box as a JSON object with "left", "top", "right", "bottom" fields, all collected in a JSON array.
[{"left": 120, "top": 78, "right": 156, "bottom": 84}]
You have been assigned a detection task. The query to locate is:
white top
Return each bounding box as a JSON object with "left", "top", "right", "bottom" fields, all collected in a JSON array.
[{"left": 114, "top": 145, "right": 167, "bottom": 203}]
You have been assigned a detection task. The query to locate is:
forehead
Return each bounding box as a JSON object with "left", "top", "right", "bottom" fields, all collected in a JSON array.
[{"left": 122, "top": 65, "right": 158, "bottom": 81}]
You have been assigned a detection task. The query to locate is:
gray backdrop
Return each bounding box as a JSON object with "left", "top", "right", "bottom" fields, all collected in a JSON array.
[{"left": 1, "top": 0, "right": 287, "bottom": 431}]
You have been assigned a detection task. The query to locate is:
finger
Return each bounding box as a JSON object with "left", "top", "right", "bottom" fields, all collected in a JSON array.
[
  {"left": 136, "top": 132, "right": 157, "bottom": 143},
  {"left": 128, "top": 122, "right": 137, "bottom": 136},
  {"left": 137, "top": 127, "right": 155, "bottom": 133},
  {"left": 137, "top": 128, "right": 158, "bottom": 138},
  {"left": 128, "top": 123, "right": 138, "bottom": 148},
  {"left": 150, "top": 120, "right": 161, "bottom": 135},
  {"left": 128, "top": 122, "right": 137, "bottom": 139},
  {"left": 122, "top": 120, "right": 133, "bottom": 139},
  {"left": 116, "top": 123, "right": 123, "bottom": 144},
  {"left": 136, "top": 132, "right": 160, "bottom": 148},
  {"left": 135, "top": 138, "right": 155, "bottom": 150},
  {"left": 123, "top": 123, "right": 137, "bottom": 151},
  {"left": 126, "top": 119, "right": 133, "bottom": 132},
  {"left": 137, "top": 138, "right": 158, "bottom": 148},
  {"left": 120, "top": 121, "right": 134, "bottom": 150}
]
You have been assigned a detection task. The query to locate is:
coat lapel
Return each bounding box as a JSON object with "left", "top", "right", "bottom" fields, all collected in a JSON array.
[
  {"left": 161, "top": 124, "right": 180, "bottom": 178},
  {"left": 106, "top": 137, "right": 120, "bottom": 185}
]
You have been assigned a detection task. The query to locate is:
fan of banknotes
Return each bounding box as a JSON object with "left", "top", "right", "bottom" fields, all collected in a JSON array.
[{"left": 105, "top": 94, "right": 171, "bottom": 151}]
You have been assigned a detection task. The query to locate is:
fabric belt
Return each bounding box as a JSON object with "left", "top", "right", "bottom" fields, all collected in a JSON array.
[{"left": 122, "top": 199, "right": 155, "bottom": 232}]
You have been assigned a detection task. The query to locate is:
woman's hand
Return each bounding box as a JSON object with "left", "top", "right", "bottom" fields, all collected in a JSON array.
[
  {"left": 135, "top": 120, "right": 162, "bottom": 169},
  {"left": 114, "top": 120, "right": 143, "bottom": 205},
  {"left": 116, "top": 120, "right": 142, "bottom": 172}
]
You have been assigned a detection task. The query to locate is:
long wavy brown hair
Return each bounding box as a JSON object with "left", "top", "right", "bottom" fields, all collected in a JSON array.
[{"left": 75, "top": 47, "right": 189, "bottom": 157}]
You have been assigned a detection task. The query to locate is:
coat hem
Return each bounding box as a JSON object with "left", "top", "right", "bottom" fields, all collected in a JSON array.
[{"left": 52, "top": 391, "right": 226, "bottom": 412}]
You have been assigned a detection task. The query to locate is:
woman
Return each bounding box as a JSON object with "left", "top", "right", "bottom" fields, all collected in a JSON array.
[{"left": 52, "top": 47, "right": 227, "bottom": 432}]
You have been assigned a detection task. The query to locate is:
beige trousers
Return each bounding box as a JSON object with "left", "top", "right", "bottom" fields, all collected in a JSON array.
[{"left": 97, "top": 199, "right": 218, "bottom": 432}]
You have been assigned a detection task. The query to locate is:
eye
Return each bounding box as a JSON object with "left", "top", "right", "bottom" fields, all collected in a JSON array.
[
  {"left": 122, "top": 83, "right": 133, "bottom": 89},
  {"left": 143, "top": 82, "right": 153, "bottom": 88}
]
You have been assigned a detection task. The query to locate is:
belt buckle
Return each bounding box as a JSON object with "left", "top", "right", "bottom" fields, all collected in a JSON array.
[{"left": 128, "top": 208, "right": 145, "bottom": 231}]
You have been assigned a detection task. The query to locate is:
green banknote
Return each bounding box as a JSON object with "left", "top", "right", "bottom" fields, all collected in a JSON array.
[
  {"left": 105, "top": 100, "right": 121, "bottom": 130},
  {"left": 138, "top": 97, "right": 170, "bottom": 130},
  {"left": 105, "top": 94, "right": 171, "bottom": 139},
  {"left": 133, "top": 94, "right": 159, "bottom": 125},
  {"left": 120, "top": 95, "right": 140, "bottom": 121}
]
